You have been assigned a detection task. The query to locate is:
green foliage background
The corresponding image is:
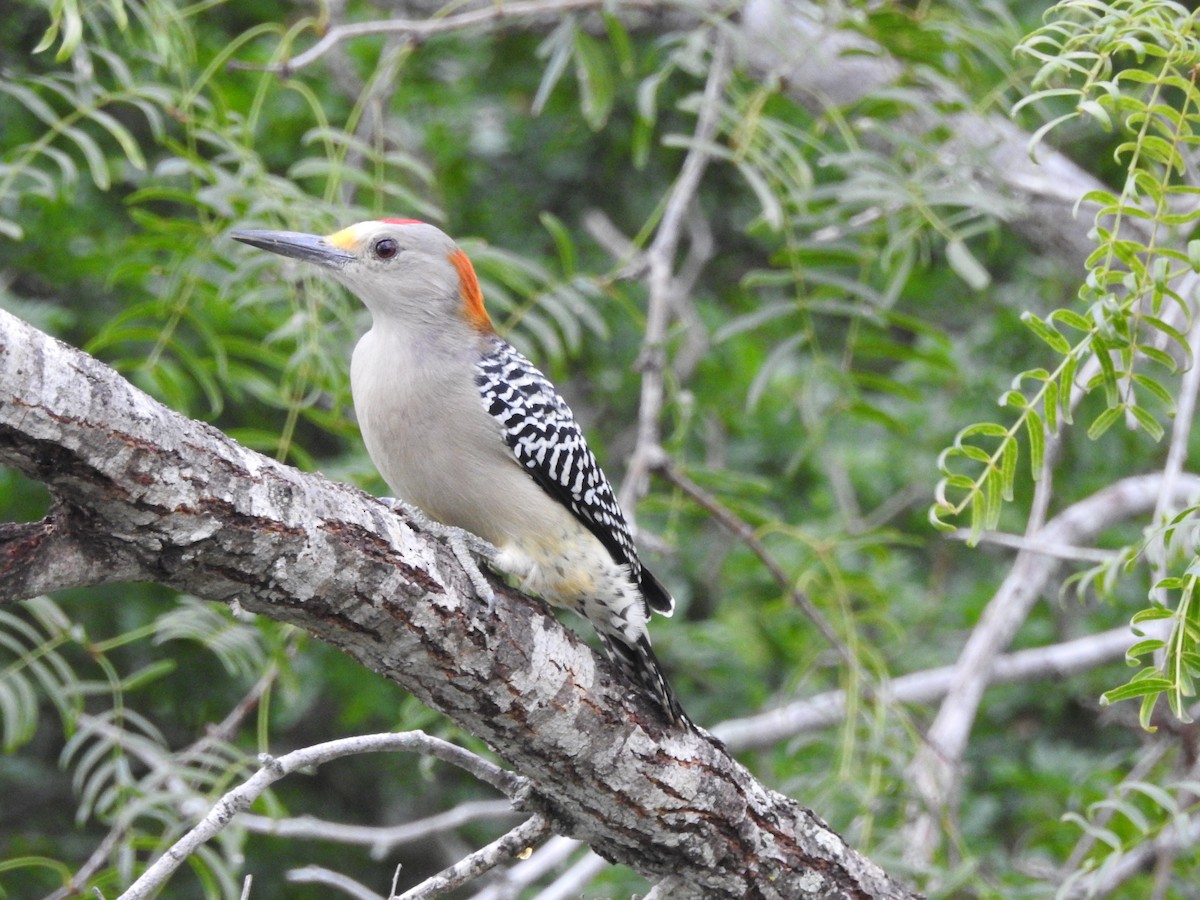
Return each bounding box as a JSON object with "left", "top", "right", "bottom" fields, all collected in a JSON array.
[{"left": 2, "top": 0, "right": 1200, "bottom": 897}]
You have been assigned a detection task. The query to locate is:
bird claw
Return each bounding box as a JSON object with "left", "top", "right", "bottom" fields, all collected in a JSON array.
[{"left": 380, "top": 497, "right": 499, "bottom": 614}]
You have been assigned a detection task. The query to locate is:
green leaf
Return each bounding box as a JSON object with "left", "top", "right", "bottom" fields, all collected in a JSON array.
[
  {"left": 1126, "top": 781, "right": 1179, "bottom": 816},
  {"left": 532, "top": 20, "right": 574, "bottom": 116},
  {"left": 1060, "top": 354, "right": 1077, "bottom": 424},
  {"left": 1028, "top": 111, "right": 1081, "bottom": 159},
  {"left": 1128, "top": 404, "right": 1164, "bottom": 441},
  {"left": 1077, "top": 99, "right": 1112, "bottom": 130},
  {"left": 1044, "top": 378, "right": 1059, "bottom": 433},
  {"left": 968, "top": 490, "right": 984, "bottom": 545},
  {"left": 928, "top": 504, "right": 957, "bottom": 532},
  {"left": 1000, "top": 390, "right": 1027, "bottom": 409},
  {"left": 946, "top": 238, "right": 990, "bottom": 290},
  {"left": 1131, "top": 607, "right": 1176, "bottom": 625},
  {"left": 985, "top": 457, "right": 1002, "bottom": 530},
  {"left": 539, "top": 212, "right": 575, "bottom": 277},
  {"left": 736, "top": 161, "right": 784, "bottom": 230},
  {"left": 601, "top": 12, "right": 634, "bottom": 77},
  {"left": 1000, "top": 439, "right": 1017, "bottom": 501},
  {"left": 1025, "top": 409, "right": 1045, "bottom": 480},
  {"left": 1139, "top": 692, "right": 1160, "bottom": 731},
  {"left": 1021, "top": 312, "right": 1071, "bottom": 353},
  {"left": 1131, "top": 373, "right": 1174, "bottom": 408},
  {"left": 573, "top": 28, "right": 614, "bottom": 130},
  {"left": 1101, "top": 676, "right": 1174, "bottom": 705},
  {"left": 1050, "top": 308, "right": 1094, "bottom": 333},
  {"left": 1088, "top": 405, "right": 1124, "bottom": 440},
  {"left": 1125, "top": 638, "right": 1165, "bottom": 664},
  {"left": 1061, "top": 812, "right": 1122, "bottom": 850}
]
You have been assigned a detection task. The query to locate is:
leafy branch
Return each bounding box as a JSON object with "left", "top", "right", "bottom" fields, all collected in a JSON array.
[{"left": 933, "top": 0, "right": 1200, "bottom": 541}]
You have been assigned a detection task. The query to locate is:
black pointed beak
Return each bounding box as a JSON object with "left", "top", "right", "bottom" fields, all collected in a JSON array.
[{"left": 230, "top": 229, "right": 355, "bottom": 269}]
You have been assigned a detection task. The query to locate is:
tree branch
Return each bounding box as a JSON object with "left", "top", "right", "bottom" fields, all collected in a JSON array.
[
  {"left": 0, "top": 512, "right": 144, "bottom": 597},
  {"left": 242, "top": 799, "right": 519, "bottom": 858},
  {"left": 287, "top": 865, "right": 386, "bottom": 900},
  {"left": 618, "top": 27, "right": 729, "bottom": 512},
  {"left": 740, "top": 0, "right": 1101, "bottom": 265},
  {"left": 658, "top": 459, "right": 851, "bottom": 667},
  {"left": 469, "top": 835, "right": 584, "bottom": 900},
  {"left": 119, "top": 732, "right": 513, "bottom": 900},
  {"left": 902, "top": 473, "right": 1200, "bottom": 865},
  {"left": 395, "top": 815, "right": 551, "bottom": 900},
  {"left": 231, "top": 0, "right": 669, "bottom": 75},
  {"left": 0, "top": 308, "right": 915, "bottom": 898},
  {"left": 713, "top": 626, "right": 1136, "bottom": 752}
]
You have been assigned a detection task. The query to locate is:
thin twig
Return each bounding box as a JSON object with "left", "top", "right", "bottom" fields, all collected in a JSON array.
[
  {"left": 527, "top": 850, "right": 608, "bottom": 900},
  {"left": 395, "top": 815, "right": 551, "bottom": 899},
  {"left": 619, "top": 28, "right": 731, "bottom": 512},
  {"left": 231, "top": 0, "right": 664, "bottom": 74},
  {"left": 287, "top": 865, "right": 386, "bottom": 900},
  {"left": 204, "top": 659, "right": 280, "bottom": 745},
  {"left": 468, "top": 835, "right": 584, "bottom": 900},
  {"left": 948, "top": 528, "right": 1118, "bottom": 563},
  {"left": 241, "top": 799, "right": 519, "bottom": 859},
  {"left": 40, "top": 822, "right": 128, "bottom": 900},
  {"left": 713, "top": 626, "right": 1136, "bottom": 752},
  {"left": 659, "top": 459, "right": 854, "bottom": 667}
]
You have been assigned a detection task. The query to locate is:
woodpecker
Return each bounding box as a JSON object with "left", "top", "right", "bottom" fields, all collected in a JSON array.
[{"left": 231, "top": 219, "right": 688, "bottom": 727}]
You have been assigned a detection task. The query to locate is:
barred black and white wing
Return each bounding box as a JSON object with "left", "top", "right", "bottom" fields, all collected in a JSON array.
[{"left": 475, "top": 336, "right": 674, "bottom": 617}]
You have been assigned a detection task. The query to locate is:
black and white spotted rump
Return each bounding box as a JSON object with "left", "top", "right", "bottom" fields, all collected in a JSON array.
[{"left": 474, "top": 335, "right": 674, "bottom": 618}]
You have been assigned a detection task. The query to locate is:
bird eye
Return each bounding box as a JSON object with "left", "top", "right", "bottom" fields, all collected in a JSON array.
[{"left": 373, "top": 238, "right": 399, "bottom": 260}]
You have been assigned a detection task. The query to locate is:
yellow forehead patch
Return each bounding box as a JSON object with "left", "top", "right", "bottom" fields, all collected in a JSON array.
[{"left": 326, "top": 224, "right": 365, "bottom": 251}]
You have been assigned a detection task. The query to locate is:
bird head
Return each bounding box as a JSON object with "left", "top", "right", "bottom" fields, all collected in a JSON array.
[{"left": 230, "top": 218, "right": 493, "bottom": 333}]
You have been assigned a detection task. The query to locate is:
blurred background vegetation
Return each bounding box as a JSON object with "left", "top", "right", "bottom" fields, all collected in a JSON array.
[{"left": 3, "top": 0, "right": 1200, "bottom": 897}]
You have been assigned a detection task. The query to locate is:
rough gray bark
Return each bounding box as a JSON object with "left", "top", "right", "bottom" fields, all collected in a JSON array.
[{"left": 0, "top": 307, "right": 918, "bottom": 899}]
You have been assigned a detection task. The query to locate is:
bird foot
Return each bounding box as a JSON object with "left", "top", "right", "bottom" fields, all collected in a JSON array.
[{"left": 380, "top": 497, "right": 500, "bottom": 614}]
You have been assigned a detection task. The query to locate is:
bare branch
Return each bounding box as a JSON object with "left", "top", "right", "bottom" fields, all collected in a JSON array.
[
  {"left": 527, "top": 850, "right": 608, "bottom": 900},
  {"left": 232, "top": 0, "right": 669, "bottom": 75},
  {"left": 619, "top": 28, "right": 730, "bottom": 511},
  {"left": 714, "top": 627, "right": 1136, "bottom": 752},
  {"left": 948, "top": 528, "right": 1118, "bottom": 564},
  {"left": 644, "top": 875, "right": 686, "bottom": 899},
  {"left": 117, "top": 732, "right": 524, "bottom": 900},
  {"left": 287, "top": 866, "right": 386, "bottom": 900},
  {"left": 903, "top": 473, "right": 1200, "bottom": 865},
  {"left": 396, "top": 815, "right": 551, "bottom": 900},
  {"left": 241, "top": 799, "right": 519, "bottom": 858},
  {"left": 469, "top": 836, "right": 584, "bottom": 900}
]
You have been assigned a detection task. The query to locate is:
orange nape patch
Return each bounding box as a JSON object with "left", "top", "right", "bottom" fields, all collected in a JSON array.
[{"left": 450, "top": 249, "right": 494, "bottom": 333}]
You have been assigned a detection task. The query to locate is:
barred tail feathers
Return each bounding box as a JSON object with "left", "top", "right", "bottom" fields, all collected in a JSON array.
[{"left": 596, "top": 629, "right": 689, "bottom": 728}]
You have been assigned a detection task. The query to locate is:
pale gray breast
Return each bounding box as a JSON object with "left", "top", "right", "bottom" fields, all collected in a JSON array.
[{"left": 350, "top": 326, "right": 564, "bottom": 547}]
